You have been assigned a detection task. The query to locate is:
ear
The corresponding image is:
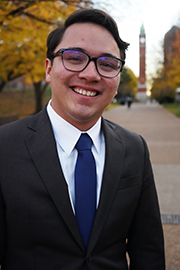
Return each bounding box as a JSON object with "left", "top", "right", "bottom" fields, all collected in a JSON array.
[{"left": 45, "top": 58, "right": 52, "bottom": 83}]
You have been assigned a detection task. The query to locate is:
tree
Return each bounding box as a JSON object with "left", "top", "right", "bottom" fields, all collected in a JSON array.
[
  {"left": 116, "top": 67, "right": 137, "bottom": 103},
  {"left": 0, "top": 0, "right": 92, "bottom": 113},
  {"left": 166, "top": 29, "right": 180, "bottom": 90},
  {"left": 151, "top": 25, "right": 180, "bottom": 103},
  {"left": 150, "top": 68, "right": 175, "bottom": 103}
]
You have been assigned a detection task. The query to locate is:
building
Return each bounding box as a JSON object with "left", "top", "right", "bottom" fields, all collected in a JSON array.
[
  {"left": 137, "top": 24, "right": 147, "bottom": 102},
  {"left": 164, "top": 25, "right": 180, "bottom": 64}
]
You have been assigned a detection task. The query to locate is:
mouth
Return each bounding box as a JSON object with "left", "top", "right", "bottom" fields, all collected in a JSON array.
[{"left": 72, "top": 87, "right": 98, "bottom": 97}]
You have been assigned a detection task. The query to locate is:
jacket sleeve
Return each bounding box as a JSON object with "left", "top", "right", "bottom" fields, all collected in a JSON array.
[{"left": 127, "top": 136, "right": 165, "bottom": 269}]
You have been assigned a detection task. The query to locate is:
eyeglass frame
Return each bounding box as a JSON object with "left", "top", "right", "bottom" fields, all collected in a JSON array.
[{"left": 50, "top": 48, "right": 125, "bottom": 78}]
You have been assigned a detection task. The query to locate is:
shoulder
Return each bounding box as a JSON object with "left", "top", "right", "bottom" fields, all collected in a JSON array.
[
  {"left": 0, "top": 107, "right": 49, "bottom": 142},
  {"left": 102, "top": 117, "right": 148, "bottom": 154},
  {"left": 103, "top": 117, "right": 144, "bottom": 142}
]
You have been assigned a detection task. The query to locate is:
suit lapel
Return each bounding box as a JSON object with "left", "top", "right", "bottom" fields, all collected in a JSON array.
[
  {"left": 25, "top": 109, "right": 84, "bottom": 250},
  {"left": 24, "top": 110, "right": 125, "bottom": 252},
  {"left": 88, "top": 118, "right": 125, "bottom": 252}
]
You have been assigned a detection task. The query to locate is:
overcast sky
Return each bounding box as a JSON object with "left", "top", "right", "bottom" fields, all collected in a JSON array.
[{"left": 94, "top": 0, "right": 180, "bottom": 85}]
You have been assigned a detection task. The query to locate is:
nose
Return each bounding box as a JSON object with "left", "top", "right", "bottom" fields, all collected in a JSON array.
[{"left": 78, "top": 61, "right": 101, "bottom": 81}]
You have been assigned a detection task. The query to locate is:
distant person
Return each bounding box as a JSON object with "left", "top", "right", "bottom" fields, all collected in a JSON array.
[
  {"left": 0, "top": 8, "right": 165, "bottom": 270},
  {"left": 127, "top": 95, "right": 133, "bottom": 108},
  {"left": 120, "top": 96, "right": 126, "bottom": 105}
]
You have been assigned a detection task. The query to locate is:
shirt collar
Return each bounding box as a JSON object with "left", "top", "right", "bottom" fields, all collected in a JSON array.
[{"left": 47, "top": 100, "right": 102, "bottom": 156}]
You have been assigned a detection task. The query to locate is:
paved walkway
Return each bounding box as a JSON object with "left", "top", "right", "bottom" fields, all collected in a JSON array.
[{"left": 103, "top": 101, "right": 180, "bottom": 270}]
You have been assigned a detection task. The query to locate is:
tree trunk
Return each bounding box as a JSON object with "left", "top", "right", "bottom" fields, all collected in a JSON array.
[
  {"left": 0, "top": 80, "right": 6, "bottom": 93},
  {"left": 33, "top": 81, "right": 49, "bottom": 114},
  {"left": 0, "top": 72, "right": 23, "bottom": 93}
]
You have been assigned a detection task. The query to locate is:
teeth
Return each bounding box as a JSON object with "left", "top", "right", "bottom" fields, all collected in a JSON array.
[{"left": 73, "top": 87, "right": 96, "bottom": 97}]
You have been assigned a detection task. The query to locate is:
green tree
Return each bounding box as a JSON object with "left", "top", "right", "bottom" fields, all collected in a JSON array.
[{"left": 116, "top": 67, "right": 137, "bottom": 102}]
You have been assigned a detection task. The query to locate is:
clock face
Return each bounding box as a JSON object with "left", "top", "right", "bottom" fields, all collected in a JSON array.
[{"left": 140, "top": 37, "right": 145, "bottom": 44}]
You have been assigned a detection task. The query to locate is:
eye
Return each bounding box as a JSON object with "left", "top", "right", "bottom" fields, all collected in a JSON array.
[
  {"left": 101, "top": 62, "right": 115, "bottom": 69},
  {"left": 64, "top": 51, "right": 86, "bottom": 64},
  {"left": 98, "top": 57, "right": 120, "bottom": 71},
  {"left": 67, "top": 56, "right": 83, "bottom": 62}
]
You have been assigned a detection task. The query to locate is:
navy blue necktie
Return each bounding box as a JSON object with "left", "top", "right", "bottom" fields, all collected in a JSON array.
[{"left": 75, "top": 133, "right": 97, "bottom": 248}]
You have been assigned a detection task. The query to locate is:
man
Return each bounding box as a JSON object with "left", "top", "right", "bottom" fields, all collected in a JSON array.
[{"left": 0, "top": 8, "right": 165, "bottom": 270}]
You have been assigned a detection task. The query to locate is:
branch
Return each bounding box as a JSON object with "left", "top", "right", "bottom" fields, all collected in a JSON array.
[
  {"left": 0, "top": 72, "right": 24, "bottom": 93},
  {"left": 6, "top": 0, "right": 91, "bottom": 18},
  {"left": 5, "top": 0, "right": 88, "bottom": 25},
  {"left": 22, "top": 11, "right": 55, "bottom": 25},
  {"left": 6, "top": 2, "right": 30, "bottom": 17}
]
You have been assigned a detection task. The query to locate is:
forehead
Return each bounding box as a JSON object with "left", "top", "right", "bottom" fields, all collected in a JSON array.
[{"left": 57, "top": 23, "right": 120, "bottom": 57}]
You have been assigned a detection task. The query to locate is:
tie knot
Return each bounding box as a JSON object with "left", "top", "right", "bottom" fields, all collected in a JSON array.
[{"left": 75, "top": 133, "right": 92, "bottom": 151}]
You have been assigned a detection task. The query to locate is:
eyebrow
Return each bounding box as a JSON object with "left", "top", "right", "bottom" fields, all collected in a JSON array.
[{"left": 64, "top": 47, "right": 121, "bottom": 60}]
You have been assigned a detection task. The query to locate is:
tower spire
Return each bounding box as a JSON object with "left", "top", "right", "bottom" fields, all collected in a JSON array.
[{"left": 140, "top": 24, "right": 145, "bottom": 35}]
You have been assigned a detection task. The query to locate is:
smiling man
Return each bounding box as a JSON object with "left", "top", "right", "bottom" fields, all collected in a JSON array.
[
  {"left": 45, "top": 21, "right": 123, "bottom": 131},
  {"left": 0, "top": 8, "right": 165, "bottom": 270}
]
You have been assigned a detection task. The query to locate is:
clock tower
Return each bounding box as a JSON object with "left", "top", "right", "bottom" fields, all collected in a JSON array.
[{"left": 137, "top": 24, "right": 147, "bottom": 101}]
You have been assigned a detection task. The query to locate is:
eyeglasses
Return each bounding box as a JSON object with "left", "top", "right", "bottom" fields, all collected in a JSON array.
[{"left": 51, "top": 48, "right": 125, "bottom": 78}]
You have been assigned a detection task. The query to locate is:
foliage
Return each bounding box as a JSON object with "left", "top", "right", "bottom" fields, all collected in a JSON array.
[
  {"left": 120, "top": 66, "right": 132, "bottom": 85},
  {"left": 151, "top": 27, "right": 180, "bottom": 103},
  {"left": 0, "top": 0, "right": 90, "bottom": 112},
  {"left": 165, "top": 29, "right": 180, "bottom": 89},
  {"left": 116, "top": 66, "right": 137, "bottom": 102},
  {"left": 126, "top": 68, "right": 138, "bottom": 95},
  {"left": 150, "top": 67, "right": 175, "bottom": 103},
  {"left": 0, "top": 1, "right": 81, "bottom": 86}
]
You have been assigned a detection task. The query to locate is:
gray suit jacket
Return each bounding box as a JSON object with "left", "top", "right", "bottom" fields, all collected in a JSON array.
[{"left": 0, "top": 107, "right": 165, "bottom": 270}]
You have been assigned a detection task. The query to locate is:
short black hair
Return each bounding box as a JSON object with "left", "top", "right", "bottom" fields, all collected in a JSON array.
[{"left": 47, "top": 8, "right": 129, "bottom": 62}]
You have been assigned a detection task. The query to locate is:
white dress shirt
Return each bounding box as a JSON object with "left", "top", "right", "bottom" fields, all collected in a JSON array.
[{"left": 47, "top": 101, "right": 105, "bottom": 212}]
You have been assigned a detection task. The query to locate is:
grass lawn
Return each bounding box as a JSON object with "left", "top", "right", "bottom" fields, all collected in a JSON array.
[
  {"left": 163, "top": 103, "right": 180, "bottom": 118},
  {"left": 106, "top": 102, "right": 120, "bottom": 111}
]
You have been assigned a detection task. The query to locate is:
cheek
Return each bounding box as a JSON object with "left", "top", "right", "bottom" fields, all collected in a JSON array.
[
  {"left": 50, "top": 61, "right": 66, "bottom": 80},
  {"left": 51, "top": 69, "right": 66, "bottom": 89},
  {"left": 108, "top": 77, "right": 120, "bottom": 96},
  {"left": 114, "top": 76, "right": 121, "bottom": 95}
]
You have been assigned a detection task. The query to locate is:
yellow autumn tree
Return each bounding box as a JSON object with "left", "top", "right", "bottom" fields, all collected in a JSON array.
[
  {"left": 151, "top": 26, "right": 180, "bottom": 103},
  {"left": 0, "top": 0, "right": 91, "bottom": 113},
  {"left": 166, "top": 28, "right": 180, "bottom": 90},
  {"left": 150, "top": 66, "right": 175, "bottom": 103}
]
